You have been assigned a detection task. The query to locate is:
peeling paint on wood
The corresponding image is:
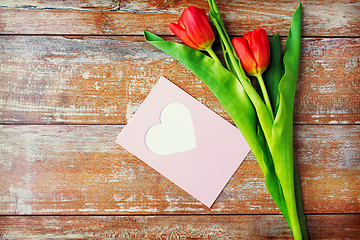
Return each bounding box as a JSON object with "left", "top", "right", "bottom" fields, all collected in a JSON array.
[
  {"left": 0, "top": 36, "right": 359, "bottom": 124},
  {"left": 0, "top": 125, "right": 358, "bottom": 215},
  {"left": 0, "top": 1, "right": 359, "bottom": 36},
  {"left": 0, "top": 215, "right": 359, "bottom": 239},
  {"left": 0, "top": 0, "right": 359, "bottom": 238}
]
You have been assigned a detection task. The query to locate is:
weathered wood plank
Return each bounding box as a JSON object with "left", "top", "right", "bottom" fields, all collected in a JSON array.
[
  {"left": 0, "top": 0, "right": 359, "bottom": 36},
  {"left": 0, "top": 125, "right": 358, "bottom": 215},
  {"left": 0, "top": 36, "right": 359, "bottom": 125},
  {"left": 0, "top": 0, "right": 119, "bottom": 11},
  {"left": 0, "top": 215, "right": 359, "bottom": 239},
  {"left": 0, "top": 1, "right": 358, "bottom": 238}
]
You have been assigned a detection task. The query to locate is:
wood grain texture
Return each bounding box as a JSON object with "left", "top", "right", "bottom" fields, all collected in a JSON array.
[
  {"left": 0, "top": 0, "right": 120, "bottom": 11},
  {"left": 0, "top": 125, "right": 358, "bottom": 215},
  {"left": 1, "top": 215, "right": 359, "bottom": 239},
  {"left": 0, "top": 0, "right": 359, "bottom": 238},
  {"left": 1, "top": 36, "right": 359, "bottom": 124},
  {"left": 0, "top": 0, "right": 359, "bottom": 36}
]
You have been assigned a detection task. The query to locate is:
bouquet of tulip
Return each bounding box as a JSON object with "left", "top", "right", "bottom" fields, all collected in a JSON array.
[{"left": 144, "top": 0, "right": 308, "bottom": 239}]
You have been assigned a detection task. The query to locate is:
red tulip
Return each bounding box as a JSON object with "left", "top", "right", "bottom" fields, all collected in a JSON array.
[
  {"left": 232, "top": 28, "right": 270, "bottom": 76},
  {"left": 169, "top": 6, "right": 215, "bottom": 51}
]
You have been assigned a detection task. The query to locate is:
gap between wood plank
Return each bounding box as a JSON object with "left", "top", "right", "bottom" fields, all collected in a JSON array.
[
  {"left": 0, "top": 34, "right": 359, "bottom": 38},
  {"left": 1, "top": 212, "right": 358, "bottom": 217}
]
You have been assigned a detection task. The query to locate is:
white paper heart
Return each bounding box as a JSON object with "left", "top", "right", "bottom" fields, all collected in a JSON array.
[{"left": 145, "top": 103, "right": 196, "bottom": 155}]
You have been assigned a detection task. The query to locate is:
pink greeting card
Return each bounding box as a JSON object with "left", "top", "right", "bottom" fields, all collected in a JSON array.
[{"left": 116, "top": 76, "right": 250, "bottom": 207}]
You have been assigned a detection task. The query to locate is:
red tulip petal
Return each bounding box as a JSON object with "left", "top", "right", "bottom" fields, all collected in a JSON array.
[
  {"left": 232, "top": 37, "right": 258, "bottom": 76},
  {"left": 179, "top": 6, "right": 214, "bottom": 50},
  {"left": 169, "top": 22, "right": 200, "bottom": 50},
  {"left": 247, "top": 28, "right": 270, "bottom": 74}
]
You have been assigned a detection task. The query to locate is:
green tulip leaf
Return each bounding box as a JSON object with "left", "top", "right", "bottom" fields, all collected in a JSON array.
[{"left": 268, "top": 3, "right": 308, "bottom": 239}]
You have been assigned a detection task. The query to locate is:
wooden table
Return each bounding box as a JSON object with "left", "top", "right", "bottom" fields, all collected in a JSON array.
[{"left": 0, "top": 0, "right": 359, "bottom": 239}]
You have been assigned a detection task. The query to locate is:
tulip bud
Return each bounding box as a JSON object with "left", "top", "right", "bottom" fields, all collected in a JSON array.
[
  {"left": 232, "top": 28, "right": 270, "bottom": 76},
  {"left": 169, "top": 6, "right": 215, "bottom": 51}
]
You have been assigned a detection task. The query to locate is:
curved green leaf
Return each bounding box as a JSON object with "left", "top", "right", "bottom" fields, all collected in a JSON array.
[{"left": 269, "top": 3, "right": 308, "bottom": 239}]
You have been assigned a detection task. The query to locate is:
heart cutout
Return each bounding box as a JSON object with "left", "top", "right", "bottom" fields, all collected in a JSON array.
[{"left": 145, "top": 103, "right": 196, "bottom": 155}]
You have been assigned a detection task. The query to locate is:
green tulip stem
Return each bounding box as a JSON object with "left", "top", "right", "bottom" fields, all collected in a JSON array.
[
  {"left": 256, "top": 74, "right": 274, "bottom": 120},
  {"left": 206, "top": 47, "right": 221, "bottom": 65},
  {"left": 210, "top": 19, "right": 245, "bottom": 81}
]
